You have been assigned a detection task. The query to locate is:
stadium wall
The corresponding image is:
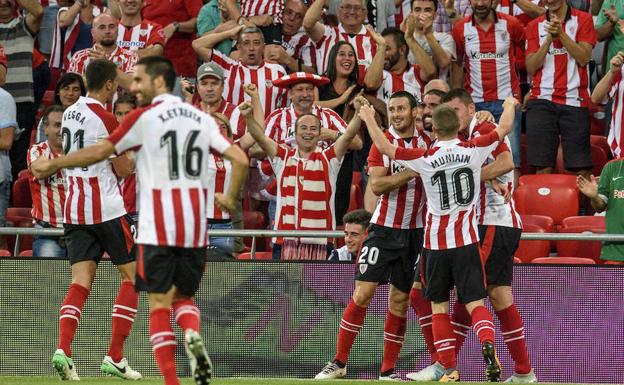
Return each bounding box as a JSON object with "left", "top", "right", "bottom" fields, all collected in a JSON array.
[{"left": 1, "top": 259, "right": 622, "bottom": 382}]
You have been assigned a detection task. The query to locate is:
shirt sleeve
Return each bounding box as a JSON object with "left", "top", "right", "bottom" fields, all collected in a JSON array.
[
  {"left": 510, "top": 17, "right": 526, "bottom": 48},
  {"left": 595, "top": 0, "right": 612, "bottom": 28},
  {"left": 472, "top": 131, "right": 503, "bottom": 164},
  {"left": 525, "top": 21, "right": 539, "bottom": 55},
  {"left": 451, "top": 23, "right": 465, "bottom": 60},
  {"left": 147, "top": 23, "right": 166, "bottom": 47},
  {"left": 597, "top": 162, "right": 611, "bottom": 203},
  {"left": 393, "top": 147, "right": 427, "bottom": 173},
  {"left": 437, "top": 32, "right": 457, "bottom": 61},
  {"left": 367, "top": 143, "right": 387, "bottom": 168},
  {"left": 577, "top": 12, "right": 597, "bottom": 47}
]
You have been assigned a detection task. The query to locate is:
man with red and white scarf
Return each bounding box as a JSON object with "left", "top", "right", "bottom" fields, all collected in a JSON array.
[{"left": 239, "top": 93, "right": 365, "bottom": 260}]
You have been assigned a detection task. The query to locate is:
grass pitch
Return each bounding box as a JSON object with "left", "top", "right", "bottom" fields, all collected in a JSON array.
[{"left": 0, "top": 378, "right": 587, "bottom": 385}]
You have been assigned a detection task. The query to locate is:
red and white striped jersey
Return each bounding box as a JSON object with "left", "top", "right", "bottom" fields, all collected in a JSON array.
[
  {"left": 49, "top": 5, "right": 104, "bottom": 70},
  {"left": 394, "top": 131, "right": 503, "bottom": 249},
  {"left": 368, "top": 127, "right": 432, "bottom": 230},
  {"left": 27, "top": 141, "right": 66, "bottom": 227},
  {"left": 314, "top": 24, "right": 378, "bottom": 79},
  {"left": 387, "top": 0, "right": 411, "bottom": 28},
  {"left": 240, "top": 0, "right": 284, "bottom": 21},
  {"left": 210, "top": 49, "right": 288, "bottom": 118},
  {"left": 39, "top": 0, "right": 59, "bottom": 6},
  {"left": 283, "top": 31, "right": 315, "bottom": 68},
  {"left": 206, "top": 152, "right": 232, "bottom": 220},
  {"left": 453, "top": 13, "right": 525, "bottom": 103},
  {"left": 117, "top": 20, "right": 165, "bottom": 52},
  {"left": 376, "top": 65, "right": 427, "bottom": 104},
  {"left": 271, "top": 145, "right": 342, "bottom": 245},
  {"left": 265, "top": 105, "right": 347, "bottom": 148},
  {"left": 464, "top": 117, "right": 522, "bottom": 228},
  {"left": 608, "top": 67, "right": 624, "bottom": 158},
  {"left": 526, "top": 8, "right": 596, "bottom": 107},
  {"left": 109, "top": 93, "right": 233, "bottom": 248},
  {"left": 67, "top": 45, "right": 138, "bottom": 75},
  {"left": 62, "top": 96, "right": 126, "bottom": 225}
]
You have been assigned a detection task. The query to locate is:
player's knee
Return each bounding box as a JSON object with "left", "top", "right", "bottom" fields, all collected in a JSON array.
[
  {"left": 487, "top": 285, "right": 513, "bottom": 311},
  {"left": 352, "top": 284, "right": 376, "bottom": 307}
]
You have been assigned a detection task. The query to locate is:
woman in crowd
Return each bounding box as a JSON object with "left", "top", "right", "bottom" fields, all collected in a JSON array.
[{"left": 35, "top": 73, "right": 86, "bottom": 144}]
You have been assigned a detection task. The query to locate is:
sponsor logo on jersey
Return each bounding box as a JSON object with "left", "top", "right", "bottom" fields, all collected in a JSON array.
[
  {"left": 470, "top": 51, "right": 505, "bottom": 60},
  {"left": 613, "top": 189, "right": 624, "bottom": 199}
]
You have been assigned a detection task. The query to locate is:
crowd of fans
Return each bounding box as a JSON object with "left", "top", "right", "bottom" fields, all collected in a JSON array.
[{"left": 0, "top": 0, "right": 622, "bottom": 260}]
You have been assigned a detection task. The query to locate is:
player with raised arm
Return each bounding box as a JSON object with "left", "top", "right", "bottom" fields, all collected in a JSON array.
[
  {"left": 315, "top": 91, "right": 431, "bottom": 381},
  {"left": 43, "top": 59, "right": 140, "bottom": 381},
  {"left": 31, "top": 56, "right": 249, "bottom": 385},
  {"left": 359, "top": 97, "right": 518, "bottom": 382}
]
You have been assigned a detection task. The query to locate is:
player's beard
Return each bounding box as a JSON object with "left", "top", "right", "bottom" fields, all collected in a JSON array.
[{"left": 99, "top": 38, "right": 116, "bottom": 47}]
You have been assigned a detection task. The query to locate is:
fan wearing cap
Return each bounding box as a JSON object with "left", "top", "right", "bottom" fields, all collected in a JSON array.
[
  {"left": 239, "top": 94, "right": 367, "bottom": 260},
  {"left": 182, "top": 62, "right": 253, "bottom": 141},
  {"left": 192, "top": 24, "right": 288, "bottom": 119}
]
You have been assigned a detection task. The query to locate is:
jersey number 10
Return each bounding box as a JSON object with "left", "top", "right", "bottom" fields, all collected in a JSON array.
[{"left": 430, "top": 167, "right": 475, "bottom": 210}]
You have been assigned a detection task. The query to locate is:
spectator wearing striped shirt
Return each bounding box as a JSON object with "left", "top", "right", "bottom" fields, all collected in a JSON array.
[
  {"left": 193, "top": 25, "right": 288, "bottom": 119},
  {"left": 109, "top": 0, "right": 165, "bottom": 58},
  {"left": 27, "top": 105, "right": 66, "bottom": 258},
  {"left": 0, "top": 0, "right": 43, "bottom": 180},
  {"left": 525, "top": 0, "right": 596, "bottom": 178}
]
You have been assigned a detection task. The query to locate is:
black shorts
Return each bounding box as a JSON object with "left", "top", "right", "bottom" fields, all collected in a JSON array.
[
  {"left": 526, "top": 99, "right": 592, "bottom": 171},
  {"left": 355, "top": 225, "right": 423, "bottom": 294},
  {"left": 135, "top": 244, "right": 206, "bottom": 296},
  {"left": 421, "top": 243, "right": 486, "bottom": 304},
  {"left": 479, "top": 225, "right": 522, "bottom": 286},
  {"left": 64, "top": 215, "right": 136, "bottom": 266}
]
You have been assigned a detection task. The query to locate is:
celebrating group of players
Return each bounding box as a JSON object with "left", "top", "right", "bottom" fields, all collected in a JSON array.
[{"left": 315, "top": 90, "right": 535, "bottom": 383}]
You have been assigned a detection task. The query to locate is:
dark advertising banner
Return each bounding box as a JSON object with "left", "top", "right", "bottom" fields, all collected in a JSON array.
[{"left": 0, "top": 259, "right": 622, "bottom": 383}]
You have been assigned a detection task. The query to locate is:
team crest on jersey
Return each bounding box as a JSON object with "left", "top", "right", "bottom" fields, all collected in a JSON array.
[
  {"left": 359, "top": 264, "right": 368, "bottom": 274},
  {"left": 266, "top": 80, "right": 273, "bottom": 87},
  {"left": 139, "top": 29, "right": 148, "bottom": 36}
]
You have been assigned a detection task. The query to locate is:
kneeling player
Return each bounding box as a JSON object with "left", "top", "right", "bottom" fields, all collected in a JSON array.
[{"left": 32, "top": 56, "right": 249, "bottom": 385}]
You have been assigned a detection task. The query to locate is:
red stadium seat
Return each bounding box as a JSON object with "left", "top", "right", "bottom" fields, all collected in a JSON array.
[
  {"left": 6, "top": 207, "right": 32, "bottom": 224},
  {"left": 519, "top": 143, "right": 535, "bottom": 176},
  {"left": 236, "top": 251, "right": 272, "bottom": 260},
  {"left": 513, "top": 257, "right": 522, "bottom": 263},
  {"left": 591, "top": 135, "right": 612, "bottom": 160},
  {"left": 0, "top": 249, "right": 11, "bottom": 257},
  {"left": 556, "top": 225, "right": 604, "bottom": 264},
  {"left": 604, "top": 260, "right": 624, "bottom": 265},
  {"left": 352, "top": 171, "right": 362, "bottom": 188},
  {"left": 515, "top": 224, "right": 550, "bottom": 263},
  {"left": 6, "top": 218, "right": 33, "bottom": 255},
  {"left": 589, "top": 103, "right": 606, "bottom": 136},
  {"left": 11, "top": 177, "right": 32, "bottom": 208},
  {"left": 520, "top": 214, "right": 554, "bottom": 233},
  {"left": 554, "top": 144, "right": 609, "bottom": 176},
  {"left": 18, "top": 250, "right": 32, "bottom": 257},
  {"left": 242, "top": 210, "right": 267, "bottom": 250},
  {"left": 347, "top": 183, "right": 362, "bottom": 213},
  {"left": 562, "top": 215, "right": 605, "bottom": 229},
  {"left": 531, "top": 257, "right": 596, "bottom": 264},
  {"left": 514, "top": 175, "right": 579, "bottom": 227},
  {"left": 41, "top": 90, "right": 55, "bottom": 108}
]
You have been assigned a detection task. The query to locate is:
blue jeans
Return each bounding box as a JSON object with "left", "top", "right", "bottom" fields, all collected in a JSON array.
[
  {"left": 0, "top": 180, "right": 10, "bottom": 227},
  {"left": 39, "top": 6, "right": 59, "bottom": 55},
  {"left": 33, "top": 223, "right": 66, "bottom": 258},
  {"left": 476, "top": 100, "right": 522, "bottom": 168},
  {"left": 208, "top": 221, "right": 234, "bottom": 254}
]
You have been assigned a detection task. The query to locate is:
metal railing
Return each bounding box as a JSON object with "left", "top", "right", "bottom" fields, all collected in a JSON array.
[{"left": 1, "top": 227, "right": 624, "bottom": 258}]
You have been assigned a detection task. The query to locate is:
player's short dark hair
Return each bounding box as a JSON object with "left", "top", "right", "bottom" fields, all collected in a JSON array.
[
  {"left": 294, "top": 113, "right": 321, "bottom": 132},
  {"left": 137, "top": 56, "right": 176, "bottom": 92},
  {"left": 41, "top": 105, "right": 65, "bottom": 126},
  {"left": 113, "top": 94, "right": 137, "bottom": 112},
  {"left": 411, "top": 0, "right": 439, "bottom": 12},
  {"left": 390, "top": 91, "right": 419, "bottom": 109},
  {"left": 85, "top": 59, "right": 117, "bottom": 92},
  {"left": 381, "top": 27, "right": 407, "bottom": 51},
  {"left": 424, "top": 88, "right": 447, "bottom": 100},
  {"left": 441, "top": 88, "right": 474, "bottom": 106},
  {"left": 432, "top": 104, "right": 460, "bottom": 137},
  {"left": 343, "top": 209, "right": 371, "bottom": 230}
]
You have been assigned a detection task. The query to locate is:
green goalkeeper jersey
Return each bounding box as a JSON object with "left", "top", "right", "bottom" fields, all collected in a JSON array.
[{"left": 597, "top": 159, "right": 624, "bottom": 261}]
